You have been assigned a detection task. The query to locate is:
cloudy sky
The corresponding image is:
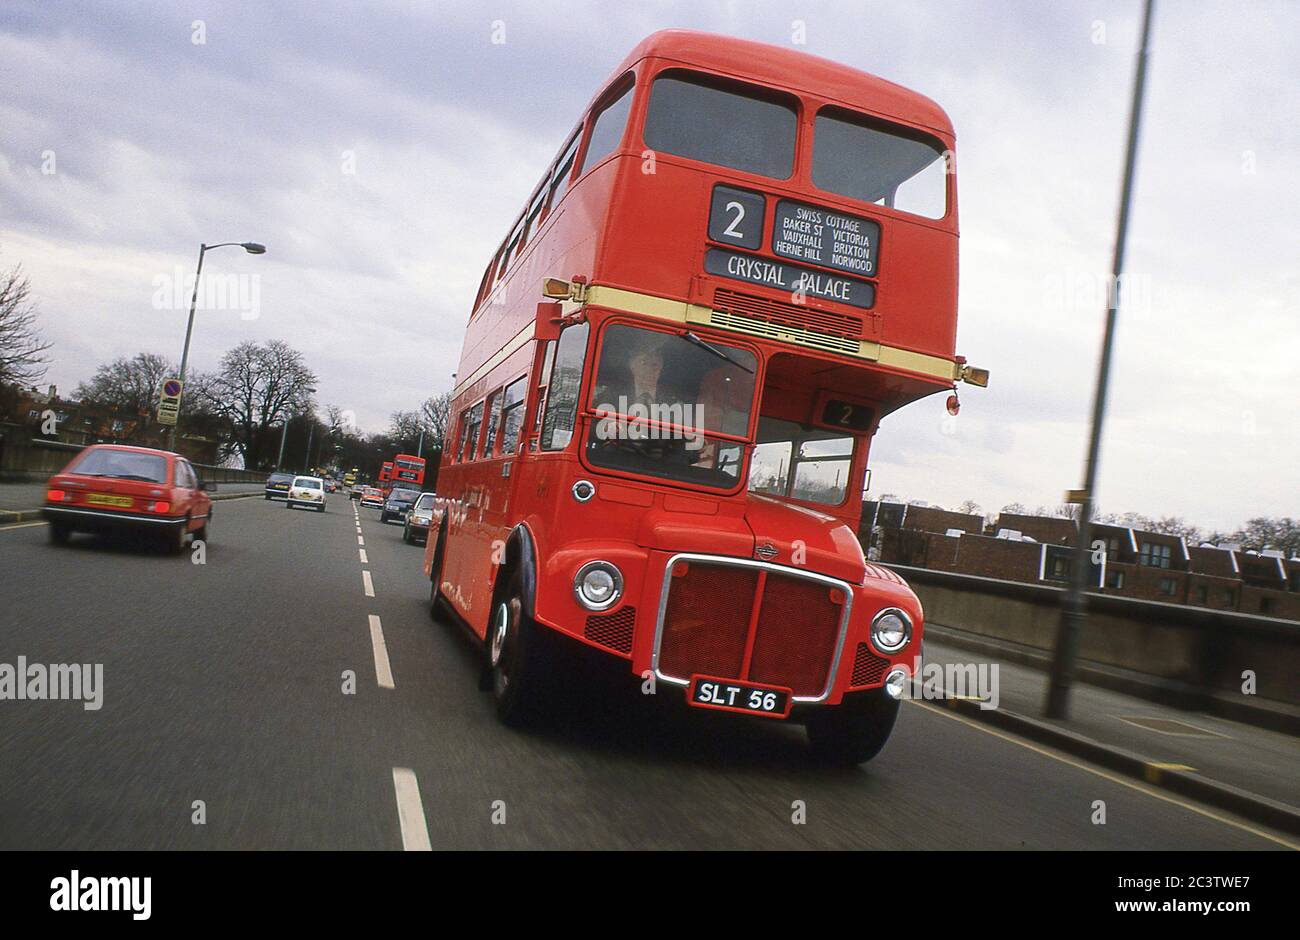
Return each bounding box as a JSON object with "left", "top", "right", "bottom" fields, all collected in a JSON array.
[{"left": 1, "top": 0, "right": 1295, "bottom": 531}]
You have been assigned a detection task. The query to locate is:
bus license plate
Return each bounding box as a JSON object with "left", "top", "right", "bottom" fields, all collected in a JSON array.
[{"left": 688, "top": 676, "right": 792, "bottom": 719}]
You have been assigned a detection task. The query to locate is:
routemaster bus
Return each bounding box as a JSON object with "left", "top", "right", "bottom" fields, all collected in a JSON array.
[
  {"left": 390, "top": 453, "right": 426, "bottom": 489},
  {"left": 425, "top": 30, "right": 986, "bottom": 764}
]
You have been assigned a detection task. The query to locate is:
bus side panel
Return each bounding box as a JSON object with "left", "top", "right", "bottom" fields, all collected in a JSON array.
[{"left": 455, "top": 158, "right": 616, "bottom": 394}]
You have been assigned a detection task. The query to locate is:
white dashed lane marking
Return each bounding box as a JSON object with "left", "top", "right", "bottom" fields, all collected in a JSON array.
[
  {"left": 391, "top": 768, "right": 431, "bottom": 851},
  {"left": 363, "top": 570, "right": 375, "bottom": 597},
  {"left": 368, "top": 614, "right": 395, "bottom": 689}
]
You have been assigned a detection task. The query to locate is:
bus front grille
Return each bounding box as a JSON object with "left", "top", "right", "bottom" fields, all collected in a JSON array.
[
  {"left": 713, "top": 289, "right": 865, "bottom": 339},
  {"left": 584, "top": 607, "right": 636, "bottom": 655},
  {"left": 655, "top": 556, "right": 850, "bottom": 700},
  {"left": 850, "top": 643, "right": 890, "bottom": 687}
]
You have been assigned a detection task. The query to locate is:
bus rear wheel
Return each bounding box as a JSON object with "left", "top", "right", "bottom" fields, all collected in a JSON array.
[
  {"left": 805, "top": 689, "right": 900, "bottom": 766},
  {"left": 488, "top": 572, "right": 552, "bottom": 727}
]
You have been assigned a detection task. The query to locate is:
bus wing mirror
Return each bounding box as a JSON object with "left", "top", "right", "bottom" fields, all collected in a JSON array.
[{"left": 535, "top": 302, "right": 563, "bottom": 342}]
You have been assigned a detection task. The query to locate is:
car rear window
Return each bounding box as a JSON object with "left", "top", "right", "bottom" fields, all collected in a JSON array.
[
  {"left": 71, "top": 449, "right": 168, "bottom": 484},
  {"left": 294, "top": 478, "right": 322, "bottom": 489}
]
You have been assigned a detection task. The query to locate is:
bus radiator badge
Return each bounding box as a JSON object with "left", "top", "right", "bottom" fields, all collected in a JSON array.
[{"left": 755, "top": 543, "right": 779, "bottom": 561}]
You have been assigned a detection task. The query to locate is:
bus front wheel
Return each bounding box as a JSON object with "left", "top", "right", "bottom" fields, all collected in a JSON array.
[
  {"left": 488, "top": 572, "right": 552, "bottom": 727},
  {"left": 805, "top": 689, "right": 900, "bottom": 766}
]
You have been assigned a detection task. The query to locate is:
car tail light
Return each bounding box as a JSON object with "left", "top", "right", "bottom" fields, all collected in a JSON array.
[
  {"left": 46, "top": 488, "right": 67, "bottom": 502},
  {"left": 146, "top": 501, "right": 170, "bottom": 513}
]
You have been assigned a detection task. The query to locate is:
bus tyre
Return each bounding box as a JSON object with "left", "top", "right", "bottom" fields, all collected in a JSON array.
[
  {"left": 805, "top": 689, "right": 900, "bottom": 766},
  {"left": 489, "top": 572, "right": 551, "bottom": 726},
  {"left": 427, "top": 521, "right": 447, "bottom": 622}
]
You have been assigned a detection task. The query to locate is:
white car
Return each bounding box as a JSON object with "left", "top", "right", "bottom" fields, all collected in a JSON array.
[{"left": 285, "top": 475, "right": 327, "bottom": 513}]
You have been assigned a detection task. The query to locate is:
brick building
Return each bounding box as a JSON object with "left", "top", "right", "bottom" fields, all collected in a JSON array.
[{"left": 861, "top": 501, "right": 1300, "bottom": 621}]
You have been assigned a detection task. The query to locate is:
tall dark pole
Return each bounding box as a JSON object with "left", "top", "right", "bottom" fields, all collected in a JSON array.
[
  {"left": 167, "top": 244, "right": 206, "bottom": 452},
  {"left": 165, "top": 241, "right": 265, "bottom": 453},
  {"left": 1046, "top": 0, "right": 1156, "bottom": 719},
  {"left": 303, "top": 419, "right": 315, "bottom": 474}
]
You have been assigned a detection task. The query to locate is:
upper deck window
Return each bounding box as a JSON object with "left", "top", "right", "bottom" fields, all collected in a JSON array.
[
  {"left": 812, "top": 108, "right": 948, "bottom": 219},
  {"left": 581, "top": 81, "right": 634, "bottom": 174},
  {"left": 644, "top": 72, "right": 797, "bottom": 180},
  {"left": 548, "top": 133, "right": 582, "bottom": 210}
]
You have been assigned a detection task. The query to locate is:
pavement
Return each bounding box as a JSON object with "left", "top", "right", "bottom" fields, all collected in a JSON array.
[
  {"left": 0, "top": 496, "right": 1294, "bottom": 850},
  {"left": 921, "top": 639, "right": 1299, "bottom": 828}
]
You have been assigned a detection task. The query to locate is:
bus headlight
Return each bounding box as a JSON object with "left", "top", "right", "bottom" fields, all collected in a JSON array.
[
  {"left": 574, "top": 561, "right": 623, "bottom": 611},
  {"left": 870, "top": 607, "right": 912, "bottom": 653}
]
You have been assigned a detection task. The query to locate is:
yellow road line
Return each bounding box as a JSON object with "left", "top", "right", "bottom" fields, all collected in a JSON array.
[{"left": 909, "top": 700, "right": 1298, "bottom": 850}]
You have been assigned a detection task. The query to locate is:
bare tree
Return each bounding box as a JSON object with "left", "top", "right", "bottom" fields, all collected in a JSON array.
[
  {"left": 0, "top": 258, "right": 52, "bottom": 385},
  {"left": 199, "top": 340, "right": 317, "bottom": 467},
  {"left": 420, "top": 392, "right": 452, "bottom": 445},
  {"left": 956, "top": 499, "right": 982, "bottom": 515},
  {"left": 1230, "top": 517, "right": 1299, "bottom": 557},
  {"left": 388, "top": 410, "right": 425, "bottom": 450},
  {"left": 74, "top": 352, "right": 173, "bottom": 415}
]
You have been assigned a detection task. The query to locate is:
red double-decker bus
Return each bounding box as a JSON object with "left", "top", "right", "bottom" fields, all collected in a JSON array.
[
  {"left": 425, "top": 30, "right": 986, "bottom": 763},
  {"left": 378, "top": 461, "right": 394, "bottom": 488},
  {"left": 390, "top": 454, "right": 426, "bottom": 489}
]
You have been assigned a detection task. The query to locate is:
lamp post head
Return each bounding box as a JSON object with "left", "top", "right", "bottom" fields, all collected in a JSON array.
[{"left": 241, "top": 242, "right": 267, "bottom": 254}]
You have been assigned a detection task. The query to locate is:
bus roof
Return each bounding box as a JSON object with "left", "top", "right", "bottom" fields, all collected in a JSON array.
[{"left": 610, "top": 29, "right": 954, "bottom": 138}]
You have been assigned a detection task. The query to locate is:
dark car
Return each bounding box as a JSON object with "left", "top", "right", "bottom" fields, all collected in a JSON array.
[
  {"left": 379, "top": 487, "right": 421, "bottom": 524},
  {"left": 43, "top": 444, "right": 214, "bottom": 552},
  {"left": 265, "top": 471, "right": 294, "bottom": 500}
]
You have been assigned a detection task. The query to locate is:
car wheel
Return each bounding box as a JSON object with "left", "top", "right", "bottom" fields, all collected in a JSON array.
[
  {"left": 489, "top": 571, "right": 554, "bottom": 727},
  {"left": 402, "top": 522, "right": 411, "bottom": 544},
  {"left": 264, "top": 494, "right": 270, "bottom": 501},
  {"left": 285, "top": 500, "right": 292, "bottom": 510},
  {"left": 195, "top": 521, "right": 208, "bottom": 542},
  {"left": 49, "top": 522, "right": 71, "bottom": 545},
  {"left": 317, "top": 504, "right": 325, "bottom": 513},
  {"left": 164, "top": 519, "right": 188, "bottom": 555},
  {"left": 805, "top": 689, "right": 900, "bottom": 766}
]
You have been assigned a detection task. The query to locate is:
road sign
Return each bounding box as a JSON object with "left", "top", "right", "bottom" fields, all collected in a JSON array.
[{"left": 157, "top": 378, "right": 183, "bottom": 427}]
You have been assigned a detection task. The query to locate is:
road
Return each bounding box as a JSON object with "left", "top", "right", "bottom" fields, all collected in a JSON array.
[{"left": 0, "top": 495, "right": 1290, "bottom": 850}]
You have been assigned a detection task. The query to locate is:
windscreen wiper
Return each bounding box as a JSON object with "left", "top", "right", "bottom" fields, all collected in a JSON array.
[{"left": 682, "top": 332, "right": 755, "bottom": 374}]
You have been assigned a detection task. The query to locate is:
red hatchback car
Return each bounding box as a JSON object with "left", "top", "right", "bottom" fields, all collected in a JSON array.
[{"left": 42, "top": 444, "right": 214, "bottom": 552}]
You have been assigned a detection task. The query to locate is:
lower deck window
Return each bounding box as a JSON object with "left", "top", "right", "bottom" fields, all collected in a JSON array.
[{"left": 748, "top": 417, "right": 853, "bottom": 505}]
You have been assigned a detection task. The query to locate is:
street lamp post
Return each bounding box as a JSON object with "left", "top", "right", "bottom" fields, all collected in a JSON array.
[
  {"left": 167, "top": 241, "right": 266, "bottom": 452},
  {"left": 276, "top": 387, "right": 316, "bottom": 472},
  {"left": 1045, "top": 0, "right": 1155, "bottom": 720},
  {"left": 303, "top": 418, "right": 315, "bottom": 474}
]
